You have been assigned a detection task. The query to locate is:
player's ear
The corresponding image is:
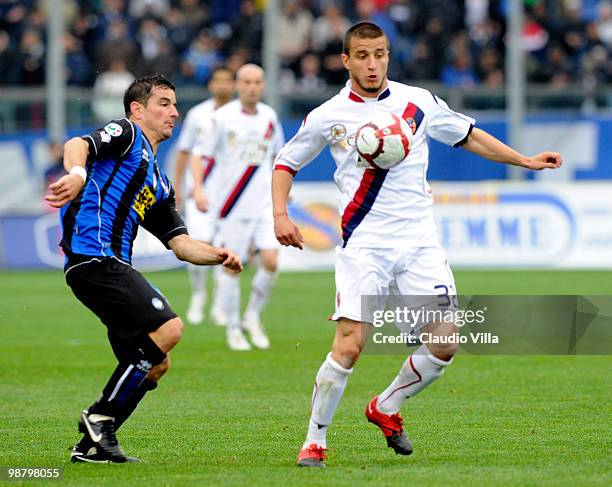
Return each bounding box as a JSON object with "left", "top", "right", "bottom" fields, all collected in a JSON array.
[
  {"left": 130, "top": 101, "right": 144, "bottom": 120},
  {"left": 341, "top": 53, "right": 350, "bottom": 70}
]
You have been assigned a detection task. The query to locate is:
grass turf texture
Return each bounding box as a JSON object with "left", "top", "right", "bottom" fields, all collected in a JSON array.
[{"left": 0, "top": 269, "right": 610, "bottom": 486}]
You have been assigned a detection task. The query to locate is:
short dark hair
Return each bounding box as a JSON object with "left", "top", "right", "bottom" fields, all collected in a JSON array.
[
  {"left": 342, "top": 22, "right": 388, "bottom": 55},
  {"left": 123, "top": 74, "right": 176, "bottom": 116},
  {"left": 208, "top": 65, "right": 234, "bottom": 83}
]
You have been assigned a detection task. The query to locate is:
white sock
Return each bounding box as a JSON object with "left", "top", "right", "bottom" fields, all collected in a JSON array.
[
  {"left": 187, "top": 264, "right": 207, "bottom": 302},
  {"left": 377, "top": 345, "right": 453, "bottom": 415},
  {"left": 245, "top": 268, "right": 276, "bottom": 318},
  {"left": 216, "top": 270, "right": 240, "bottom": 330},
  {"left": 303, "top": 353, "right": 353, "bottom": 449}
]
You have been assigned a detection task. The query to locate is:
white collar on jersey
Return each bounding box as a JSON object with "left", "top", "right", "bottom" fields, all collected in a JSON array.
[
  {"left": 346, "top": 79, "right": 391, "bottom": 103},
  {"left": 240, "top": 103, "right": 258, "bottom": 115}
]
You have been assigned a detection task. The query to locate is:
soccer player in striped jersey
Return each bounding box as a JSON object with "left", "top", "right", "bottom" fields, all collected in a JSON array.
[
  {"left": 172, "top": 66, "right": 235, "bottom": 326},
  {"left": 193, "top": 64, "right": 285, "bottom": 351},
  {"left": 272, "top": 22, "right": 562, "bottom": 467},
  {"left": 46, "top": 75, "right": 242, "bottom": 464}
]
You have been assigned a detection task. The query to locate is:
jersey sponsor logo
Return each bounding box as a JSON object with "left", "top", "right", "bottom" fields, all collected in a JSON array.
[
  {"left": 336, "top": 133, "right": 357, "bottom": 150},
  {"left": 240, "top": 140, "right": 268, "bottom": 165},
  {"left": 104, "top": 122, "right": 123, "bottom": 137},
  {"left": 132, "top": 185, "right": 157, "bottom": 220},
  {"left": 330, "top": 128, "right": 374, "bottom": 168}
]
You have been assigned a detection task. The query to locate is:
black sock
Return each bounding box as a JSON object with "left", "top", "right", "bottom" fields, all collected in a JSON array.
[
  {"left": 113, "top": 378, "right": 158, "bottom": 430},
  {"left": 88, "top": 362, "right": 150, "bottom": 418},
  {"left": 88, "top": 335, "right": 166, "bottom": 420}
]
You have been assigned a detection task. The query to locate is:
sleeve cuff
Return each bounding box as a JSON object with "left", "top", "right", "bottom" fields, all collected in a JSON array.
[
  {"left": 453, "top": 124, "right": 474, "bottom": 148},
  {"left": 274, "top": 164, "right": 297, "bottom": 176},
  {"left": 82, "top": 135, "right": 97, "bottom": 162},
  {"left": 161, "top": 226, "right": 188, "bottom": 248}
]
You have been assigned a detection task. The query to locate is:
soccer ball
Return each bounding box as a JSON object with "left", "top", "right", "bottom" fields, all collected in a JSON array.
[{"left": 355, "top": 112, "right": 413, "bottom": 170}]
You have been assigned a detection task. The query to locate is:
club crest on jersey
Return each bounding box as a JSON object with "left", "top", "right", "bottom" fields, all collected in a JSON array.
[
  {"left": 133, "top": 185, "right": 157, "bottom": 220},
  {"left": 405, "top": 117, "right": 417, "bottom": 135},
  {"left": 330, "top": 124, "right": 347, "bottom": 141},
  {"left": 104, "top": 122, "right": 123, "bottom": 137},
  {"left": 227, "top": 131, "right": 237, "bottom": 147}
]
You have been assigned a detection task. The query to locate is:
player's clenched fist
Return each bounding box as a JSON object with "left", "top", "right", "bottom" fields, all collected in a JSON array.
[
  {"left": 216, "top": 248, "right": 243, "bottom": 273},
  {"left": 274, "top": 214, "right": 304, "bottom": 250},
  {"left": 523, "top": 151, "right": 563, "bottom": 171},
  {"left": 45, "top": 173, "right": 85, "bottom": 208}
]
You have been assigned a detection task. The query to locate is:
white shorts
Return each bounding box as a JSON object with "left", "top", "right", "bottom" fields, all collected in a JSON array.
[
  {"left": 184, "top": 199, "right": 216, "bottom": 242},
  {"left": 214, "top": 216, "right": 280, "bottom": 262},
  {"left": 332, "top": 245, "right": 456, "bottom": 326}
]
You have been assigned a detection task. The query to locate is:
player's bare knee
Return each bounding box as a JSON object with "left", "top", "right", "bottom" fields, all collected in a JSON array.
[
  {"left": 262, "top": 260, "right": 278, "bottom": 273},
  {"left": 422, "top": 321, "right": 460, "bottom": 360},
  {"left": 167, "top": 317, "right": 184, "bottom": 344},
  {"left": 150, "top": 317, "right": 184, "bottom": 352},
  {"left": 333, "top": 318, "right": 370, "bottom": 367},
  {"left": 260, "top": 250, "right": 278, "bottom": 273},
  {"left": 425, "top": 331, "right": 459, "bottom": 360},
  {"left": 333, "top": 334, "right": 363, "bottom": 366},
  {"left": 332, "top": 344, "right": 361, "bottom": 368},
  {"left": 429, "top": 340, "right": 459, "bottom": 361}
]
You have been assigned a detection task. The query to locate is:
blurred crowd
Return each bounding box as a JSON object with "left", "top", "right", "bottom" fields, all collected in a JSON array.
[{"left": 1, "top": 0, "right": 611, "bottom": 93}]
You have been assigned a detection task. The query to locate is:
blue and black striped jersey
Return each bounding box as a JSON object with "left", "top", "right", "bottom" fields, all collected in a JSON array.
[{"left": 60, "top": 118, "right": 188, "bottom": 264}]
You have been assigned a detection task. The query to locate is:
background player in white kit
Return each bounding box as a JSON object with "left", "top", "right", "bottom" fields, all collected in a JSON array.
[
  {"left": 173, "top": 66, "right": 234, "bottom": 325},
  {"left": 194, "top": 64, "right": 285, "bottom": 351},
  {"left": 272, "top": 22, "right": 562, "bottom": 467}
]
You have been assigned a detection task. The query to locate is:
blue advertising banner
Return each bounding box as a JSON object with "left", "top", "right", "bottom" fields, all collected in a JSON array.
[{"left": 4, "top": 182, "right": 609, "bottom": 270}]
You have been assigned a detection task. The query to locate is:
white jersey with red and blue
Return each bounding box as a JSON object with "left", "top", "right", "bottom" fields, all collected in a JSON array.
[
  {"left": 176, "top": 98, "right": 218, "bottom": 195},
  {"left": 275, "top": 80, "right": 475, "bottom": 248},
  {"left": 194, "top": 99, "right": 285, "bottom": 220}
]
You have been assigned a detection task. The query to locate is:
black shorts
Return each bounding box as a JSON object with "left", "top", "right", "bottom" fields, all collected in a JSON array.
[{"left": 65, "top": 256, "right": 177, "bottom": 358}]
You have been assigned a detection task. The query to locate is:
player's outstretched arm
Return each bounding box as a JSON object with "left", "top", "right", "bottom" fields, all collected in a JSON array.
[
  {"left": 462, "top": 127, "right": 563, "bottom": 170},
  {"left": 44, "top": 137, "right": 89, "bottom": 208},
  {"left": 168, "top": 234, "right": 243, "bottom": 273},
  {"left": 272, "top": 169, "right": 304, "bottom": 249}
]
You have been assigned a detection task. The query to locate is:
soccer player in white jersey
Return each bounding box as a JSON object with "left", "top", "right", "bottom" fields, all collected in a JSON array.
[
  {"left": 272, "top": 22, "right": 562, "bottom": 467},
  {"left": 194, "top": 64, "right": 285, "bottom": 351},
  {"left": 173, "top": 66, "right": 234, "bottom": 325}
]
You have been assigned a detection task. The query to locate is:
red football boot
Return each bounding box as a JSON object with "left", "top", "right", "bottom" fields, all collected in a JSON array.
[
  {"left": 297, "top": 443, "right": 327, "bottom": 467},
  {"left": 366, "top": 396, "right": 413, "bottom": 455}
]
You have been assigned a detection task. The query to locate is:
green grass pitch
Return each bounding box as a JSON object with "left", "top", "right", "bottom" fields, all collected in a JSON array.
[{"left": 0, "top": 269, "right": 610, "bottom": 486}]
